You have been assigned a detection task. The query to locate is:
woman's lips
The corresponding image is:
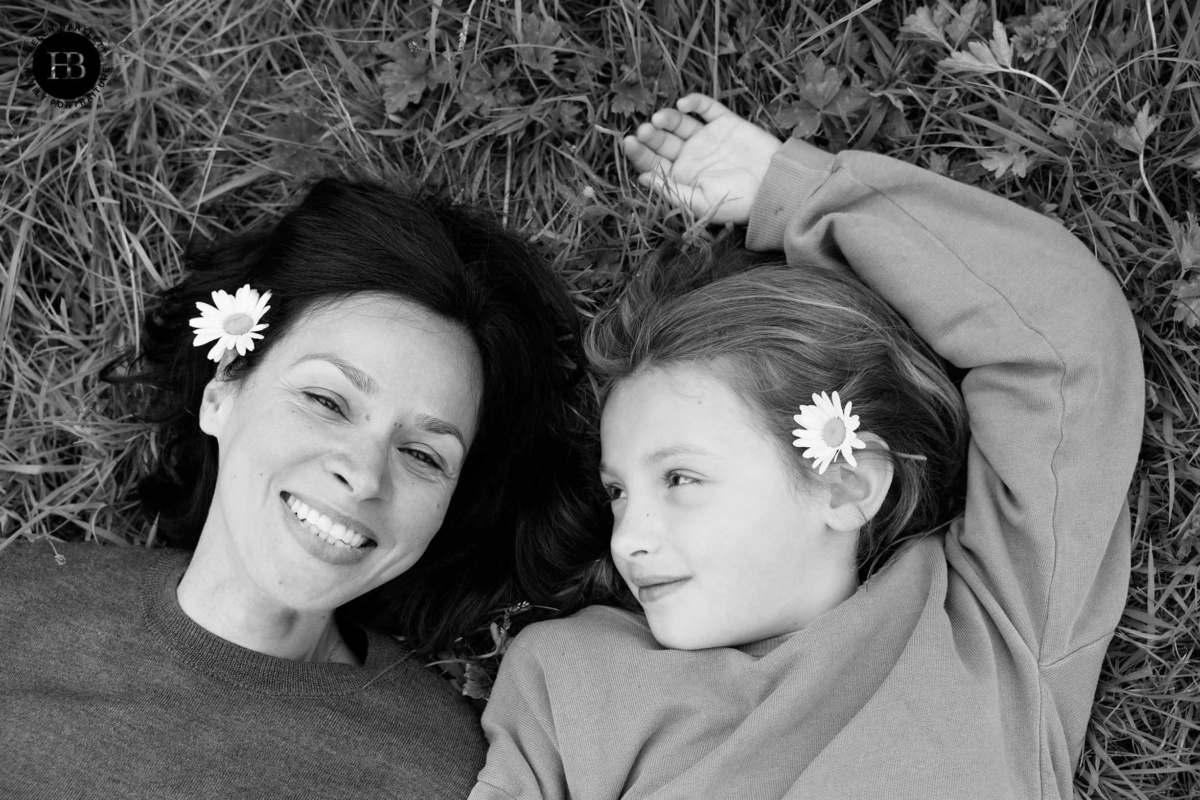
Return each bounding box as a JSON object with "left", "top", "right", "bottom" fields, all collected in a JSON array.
[
  {"left": 279, "top": 493, "right": 375, "bottom": 567},
  {"left": 280, "top": 491, "right": 378, "bottom": 546}
]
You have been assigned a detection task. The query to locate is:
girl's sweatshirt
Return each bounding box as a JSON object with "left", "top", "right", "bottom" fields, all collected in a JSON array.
[{"left": 469, "top": 139, "right": 1144, "bottom": 800}]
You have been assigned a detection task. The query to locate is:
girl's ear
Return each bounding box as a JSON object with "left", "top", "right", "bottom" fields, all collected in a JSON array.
[
  {"left": 198, "top": 377, "right": 234, "bottom": 437},
  {"left": 824, "top": 433, "right": 894, "bottom": 533}
]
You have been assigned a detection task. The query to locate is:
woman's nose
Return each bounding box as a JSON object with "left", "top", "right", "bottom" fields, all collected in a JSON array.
[{"left": 325, "top": 438, "right": 388, "bottom": 499}]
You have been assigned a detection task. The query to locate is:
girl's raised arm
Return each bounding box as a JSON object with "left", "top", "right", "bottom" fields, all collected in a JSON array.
[{"left": 748, "top": 137, "right": 1142, "bottom": 667}]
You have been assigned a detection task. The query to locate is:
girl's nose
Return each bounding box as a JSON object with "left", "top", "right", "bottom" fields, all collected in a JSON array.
[{"left": 610, "top": 499, "right": 660, "bottom": 559}]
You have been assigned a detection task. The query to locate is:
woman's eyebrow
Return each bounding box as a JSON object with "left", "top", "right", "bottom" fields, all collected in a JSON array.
[
  {"left": 296, "top": 354, "right": 466, "bottom": 448},
  {"left": 414, "top": 413, "right": 466, "bottom": 449},
  {"left": 296, "top": 353, "right": 378, "bottom": 396}
]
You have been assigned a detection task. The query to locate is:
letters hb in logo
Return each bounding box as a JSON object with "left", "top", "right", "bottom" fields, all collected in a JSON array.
[
  {"left": 49, "top": 51, "right": 88, "bottom": 80},
  {"left": 31, "top": 29, "right": 104, "bottom": 101}
]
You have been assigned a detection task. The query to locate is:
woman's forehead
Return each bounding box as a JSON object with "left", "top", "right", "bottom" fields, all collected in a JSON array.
[{"left": 274, "top": 295, "right": 483, "bottom": 432}]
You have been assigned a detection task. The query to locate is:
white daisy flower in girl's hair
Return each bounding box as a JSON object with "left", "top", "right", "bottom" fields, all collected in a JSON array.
[
  {"left": 791, "top": 390, "right": 867, "bottom": 475},
  {"left": 188, "top": 285, "right": 272, "bottom": 363}
]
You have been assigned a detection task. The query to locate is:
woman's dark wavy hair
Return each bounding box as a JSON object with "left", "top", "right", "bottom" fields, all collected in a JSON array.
[
  {"left": 106, "top": 178, "right": 607, "bottom": 654},
  {"left": 581, "top": 234, "right": 968, "bottom": 607}
]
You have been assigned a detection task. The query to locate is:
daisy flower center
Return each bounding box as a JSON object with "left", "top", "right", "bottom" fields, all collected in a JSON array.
[
  {"left": 821, "top": 417, "right": 847, "bottom": 447},
  {"left": 222, "top": 312, "right": 254, "bottom": 336}
]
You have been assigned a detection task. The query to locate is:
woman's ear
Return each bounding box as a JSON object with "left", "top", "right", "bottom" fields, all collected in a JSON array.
[
  {"left": 198, "top": 376, "right": 234, "bottom": 437},
  {"left": 823, "top": 433, "right": 894, "bottom": 533}
]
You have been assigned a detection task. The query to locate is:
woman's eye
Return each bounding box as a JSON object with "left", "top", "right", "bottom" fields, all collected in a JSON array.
[
  {"left": 402, "top": 448, "right": 443, "bottom": 472},
  {"left": 304, "top": 392, "right": 342, "bottom": 414},
  {"left": 602, "top": 484, "right": 625, "bottom": 502}
]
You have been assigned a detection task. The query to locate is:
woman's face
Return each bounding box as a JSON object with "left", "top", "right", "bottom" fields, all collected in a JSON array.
[{"left": 199, "top": 293, "right": 482, "bottom": 613}]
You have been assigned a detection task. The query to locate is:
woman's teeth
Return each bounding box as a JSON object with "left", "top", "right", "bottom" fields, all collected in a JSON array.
[{"left": 286, "top": 495, "right": 370, "bottom": 548}]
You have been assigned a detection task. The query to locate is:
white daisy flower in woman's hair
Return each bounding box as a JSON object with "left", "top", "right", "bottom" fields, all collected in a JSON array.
[
  {"left": 791, "top": 390, "right": 867, "bottom": 475},
  {"left": 188, "top": 284, "right": 272, "bottom": 363}
]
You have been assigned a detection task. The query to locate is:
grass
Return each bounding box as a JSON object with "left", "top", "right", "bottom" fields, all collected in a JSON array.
[{"left": 2, "top": 0, "right": 1198, "bottom": 795}]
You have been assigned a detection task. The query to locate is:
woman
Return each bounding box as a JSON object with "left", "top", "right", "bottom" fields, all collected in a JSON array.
[{"left": 0, "top": 178, "right": 600, "bottom": 799}]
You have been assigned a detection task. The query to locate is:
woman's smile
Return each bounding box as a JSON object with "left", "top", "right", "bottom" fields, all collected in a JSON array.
[
  {"left": 279, "top": 491, "right": 378, "bottom": 567},
  {"left": 281, "top": 490, "right": 377, "bottom": 546}
]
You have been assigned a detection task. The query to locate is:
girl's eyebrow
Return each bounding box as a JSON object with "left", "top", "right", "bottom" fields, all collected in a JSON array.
[{"left": 599, "top": 445, "right": 711, "bottom": 475}]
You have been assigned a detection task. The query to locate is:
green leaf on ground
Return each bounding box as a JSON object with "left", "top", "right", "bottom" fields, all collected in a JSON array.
[
  {"left": 377, "top": 40, "right": 454, "bottom": 113},
  {"left": 611, "top": 81, "right": 652, "bottom": 116},
  {"left": 1112, "top": 103, "right": 1161, "bottom": 154},
  {"left": 516, "top": 14, "right": 564, "bottom": 73},
  {"left": 980, "top": 143, "right": 1031, "bottom": 178}
]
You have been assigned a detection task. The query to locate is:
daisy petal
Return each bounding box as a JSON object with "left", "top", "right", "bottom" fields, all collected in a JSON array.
[{"left": 253, "top": 293, "right": 272, "bottom": 317}]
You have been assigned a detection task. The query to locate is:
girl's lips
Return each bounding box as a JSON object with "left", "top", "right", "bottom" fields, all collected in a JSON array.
[{"left": 637, "top": 578, "right": 690, "bottom": 604}]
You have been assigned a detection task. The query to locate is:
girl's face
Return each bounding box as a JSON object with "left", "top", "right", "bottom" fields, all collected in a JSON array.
[
  {"left": 199, "top": 293, "right": 482, "bottom": 614},
  {"left": 600, "top": 365, "right": 860, "bottom": 650}
]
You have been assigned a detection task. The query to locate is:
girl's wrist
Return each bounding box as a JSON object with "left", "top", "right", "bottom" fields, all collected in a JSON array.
[{"left": 747, "top": 139, "right": 832, "bottom": 251}]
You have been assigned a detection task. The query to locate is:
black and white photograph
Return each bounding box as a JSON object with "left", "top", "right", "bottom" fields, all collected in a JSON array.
[{"left": 2, "top": 1, "right": 1197, "bottom": 797}]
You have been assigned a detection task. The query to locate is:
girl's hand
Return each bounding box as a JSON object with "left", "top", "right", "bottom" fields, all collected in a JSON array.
[{"left": 622, "top": 93, "right": 784, "bottom": 225}]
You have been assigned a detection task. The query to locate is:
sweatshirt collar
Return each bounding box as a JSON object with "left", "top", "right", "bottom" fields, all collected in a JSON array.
[{"left": 142, "top": 549, "right": 412, "bottom": 696}]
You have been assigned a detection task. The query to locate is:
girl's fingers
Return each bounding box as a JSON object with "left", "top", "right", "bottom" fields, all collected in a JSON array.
[
  {"left": 649, "top": 107, "right": 704, "bottom": 140},
  {"left": 622, "top": 136, "right": 672, "bottom": 177},
  {"left": 635, "top": 122, "right": 685, "bottom": 160},
  {"left": 646, "top": 172, "right": 706, "bottom": 217},
  {"left": 676, "top": 93, "right": 733, "bottom": 123}
]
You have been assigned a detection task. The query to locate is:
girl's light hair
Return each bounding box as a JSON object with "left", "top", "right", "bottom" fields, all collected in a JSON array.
[{"left": 584, "top": 240, "right": 967, "bottom": 595}]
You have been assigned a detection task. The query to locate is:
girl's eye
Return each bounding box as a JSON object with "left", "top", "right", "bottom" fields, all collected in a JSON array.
[
  {"left": 667, "top": 471, "right": 697, "bottom": 488},
  {"left": 304, "top": 392, "right": 343, "bottom": 415},
  {"left": 401, "top": 448, "right": 444, "bottom": 472},
  {"left": 602, "top": 484, "right": 625, "bottom": 503}
]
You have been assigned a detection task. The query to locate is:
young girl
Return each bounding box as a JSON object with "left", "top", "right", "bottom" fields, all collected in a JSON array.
[{"left": 468, "top": 95, "right": 1143, "bottom": 799}]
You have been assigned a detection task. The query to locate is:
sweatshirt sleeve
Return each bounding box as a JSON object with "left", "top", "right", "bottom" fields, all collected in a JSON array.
[
  {"left": 747, "top": 139, "right": 1142, "bottom": 664},
  {"left": 470, "top": 638, "right": 567, "bottom": 800}
]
